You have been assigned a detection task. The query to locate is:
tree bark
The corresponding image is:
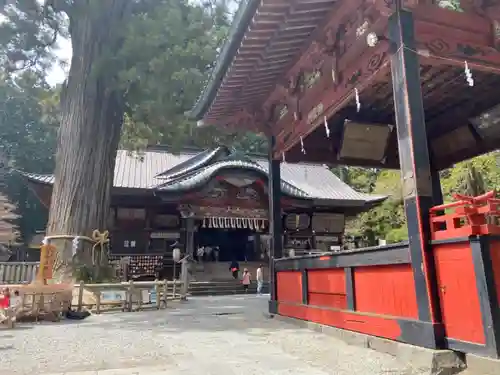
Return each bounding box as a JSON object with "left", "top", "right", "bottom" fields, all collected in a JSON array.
[{"left": 47, "top": 1, "right": 131, "bottom": 283}]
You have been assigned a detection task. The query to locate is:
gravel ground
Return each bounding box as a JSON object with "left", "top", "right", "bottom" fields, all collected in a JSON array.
[{"left": 1, "top": 295, "right": 424, "bottom": 375}]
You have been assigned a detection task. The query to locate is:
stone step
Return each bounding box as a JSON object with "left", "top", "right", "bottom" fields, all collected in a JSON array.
[
  {"left": 189, "top": 281, "right": 268, "bottom": 288},
  {"left": 188, "top": 281, "right": 269, "bottom": 296}
]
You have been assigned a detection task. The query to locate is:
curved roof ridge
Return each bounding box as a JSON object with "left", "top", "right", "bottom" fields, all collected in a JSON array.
[
  {"left": 19, "top": 148, "right": 388, "bottom": 207},
  {"left": 155, "top": 159, "right": 310, "bottom": 199},
  {"left": 155, "top": 146, "right": 230, "bottom": 180}
]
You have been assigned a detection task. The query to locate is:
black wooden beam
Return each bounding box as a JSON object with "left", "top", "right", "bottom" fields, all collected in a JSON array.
[
  {"left": 388, "top": 7, "right": 442, "bottom": 326},
  {"left": 345, "top": 267, "right": 356, "bottom": 311},
  {"left": 275, "top": 242, "right": 410, "bottom": 271},
  {"left": 301, "top": 269, "right": 309, "bottom": 305},
  {"left": 469, "top": 236, "right": 500, "bottom": 357},
  {"left": 268, "top": 134, "right": 283, "bottom": 313}
]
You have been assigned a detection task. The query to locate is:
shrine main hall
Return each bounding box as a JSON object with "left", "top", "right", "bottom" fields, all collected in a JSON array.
[{"left": 23, "top": 145, "right": 384, "bottom": 280}]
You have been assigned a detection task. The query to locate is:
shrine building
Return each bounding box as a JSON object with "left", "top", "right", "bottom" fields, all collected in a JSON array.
[
  {"left": 22, "top": 145, "right": 384, "bottom": 280},
  {"left": 188, "top": 0, "right": 500, "bottom": 361}
]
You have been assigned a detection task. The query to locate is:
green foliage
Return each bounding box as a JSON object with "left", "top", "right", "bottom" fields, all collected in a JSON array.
[
  {"left": 0, "top": 71, "right": 58, "bottom": 240},
  {"left": 441, "top": 153, "right": 500, "bottom": 199},
  {"left": 1, "top": 0, "right": 256, "bottom": 155},
  {"left": 437, "top": 0, "right": 463, "bottom": 12},
  {"left": 345, "top": 151, "right": 500, "bottom": 245},
  {"left": 0, "top": 0, "right": 67, "bottom": 72},
  {"left": 0, "top": 0, "right": 264, "bottom": 245},
  {"left": 115, "top": 0, "right": 260, "bottom": 153},
  {"left": 345, "top": 170, "right": 406, "bottom": 245}
]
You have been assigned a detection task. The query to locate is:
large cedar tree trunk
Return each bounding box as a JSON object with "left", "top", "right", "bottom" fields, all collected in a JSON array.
[{"left": 47, "top": 2, "right": 131, "bottom": 283}]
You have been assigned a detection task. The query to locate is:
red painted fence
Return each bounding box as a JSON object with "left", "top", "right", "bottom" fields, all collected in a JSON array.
[{"left": 272, "top": 192, "right": 500, "bottom": 358}]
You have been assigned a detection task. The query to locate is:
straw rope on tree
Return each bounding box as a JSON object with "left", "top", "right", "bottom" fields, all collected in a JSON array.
[
  {"left": 14, "top": 230, "right": 112, "bottom": 322},
  {"left": 43, "top": 230, "right": 111, "bottom": 284}
]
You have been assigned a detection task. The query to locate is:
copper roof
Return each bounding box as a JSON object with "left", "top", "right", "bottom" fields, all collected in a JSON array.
[{"left": 21, "top": 148, "right": 385, "bottom": 205}]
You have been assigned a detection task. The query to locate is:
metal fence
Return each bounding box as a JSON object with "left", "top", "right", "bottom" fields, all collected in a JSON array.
[{"left": 0, "top": 262, "right": 39, "bottom": 284}]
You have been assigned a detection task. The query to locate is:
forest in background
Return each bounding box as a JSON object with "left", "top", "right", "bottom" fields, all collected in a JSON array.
[
  {"left": 338, "top": 153, "right": 500, "bottom": 245},
  {"left": 0, "top": 0, "right": 498, "bottom": 252}
]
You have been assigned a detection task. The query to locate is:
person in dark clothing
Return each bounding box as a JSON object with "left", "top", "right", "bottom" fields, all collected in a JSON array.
[{"left": 229, "top": 260, "right": 240, "bottom": 279}]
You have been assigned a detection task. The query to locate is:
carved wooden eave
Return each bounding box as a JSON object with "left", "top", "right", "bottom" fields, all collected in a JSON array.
[
  {"left": 190, "top": 0, "right": 340, "bottom": 130},
  {"left": 191, "top": 0, "right": 500, "bottom": 169},
  {"left": 273, "top": 0, "right": 500, "bottom": 165}
]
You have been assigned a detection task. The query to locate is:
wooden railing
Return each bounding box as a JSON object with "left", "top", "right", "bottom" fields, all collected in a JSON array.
[
  {"left": 73, "top": 279, "right": 185, "bottom": 314},
  {"left": 0, "top": 262, "right": 39, "bottom": 284}
]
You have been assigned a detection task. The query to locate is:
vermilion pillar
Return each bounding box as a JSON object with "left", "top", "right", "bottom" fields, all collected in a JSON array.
[{"left": 388, "top": 6, "right": 443, "bottom": 347}]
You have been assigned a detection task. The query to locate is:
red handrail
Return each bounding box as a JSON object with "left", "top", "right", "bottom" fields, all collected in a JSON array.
[
  {"left": 430, "top": 200, "right": 470, "bottom": 213},
  {"left": 453, "top": 190, "right": 496, "bottom": 203}
]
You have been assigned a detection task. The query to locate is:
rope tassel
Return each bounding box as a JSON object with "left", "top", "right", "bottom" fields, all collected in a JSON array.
[
  {"left": 464, "top": 61, "right": 474, "bottom": 87},
  {"left": 355, "top": 88, "right": 361, "bottom": 112}
]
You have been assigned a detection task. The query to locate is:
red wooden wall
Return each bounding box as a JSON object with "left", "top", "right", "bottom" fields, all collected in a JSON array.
[
  {"left": 276, "top": 264, "right": 418, "bottom": 341},
  {"left": 354, "top": 265, "right": 418, "bottom": 318}
]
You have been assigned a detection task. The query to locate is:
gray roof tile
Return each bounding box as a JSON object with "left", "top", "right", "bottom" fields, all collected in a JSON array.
[{"left": 20, "top": 149, "right": 385, "bottom": 204}]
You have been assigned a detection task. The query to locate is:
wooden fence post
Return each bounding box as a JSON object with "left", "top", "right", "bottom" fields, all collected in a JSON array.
[
  {"left": 162, "top": 279, "right": 168, "bottom": 308},
  {"left": 77, "top": 280, "right": 85, "bottom": 311},
  {"left": 172, "top": 278, "right": 177, "bottom": 299},
  {"left": 95, "top": 291, "right": 101, "bottom": 314},
  {"left": 127, "top": 280, "right": 134, "bottom": 312},
  {"left": 154, "top": 279, "right": 160, "bottom": 310},
  {"left": 137, "top": 287, "right": 143, "bottom": 311}
]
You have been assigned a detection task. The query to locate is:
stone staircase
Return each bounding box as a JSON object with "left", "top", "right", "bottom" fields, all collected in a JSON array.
[{"left": 188, "top": 280, "right": 269, "bottom": 296}]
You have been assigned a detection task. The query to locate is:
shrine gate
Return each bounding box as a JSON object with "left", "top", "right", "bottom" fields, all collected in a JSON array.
[{"left": 189, "top": 0, "right": 500, "bottom": 358}]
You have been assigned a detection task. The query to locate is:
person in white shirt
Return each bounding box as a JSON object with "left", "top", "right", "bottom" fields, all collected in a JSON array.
[
  {"left": 256, "top": 264, "right": 264, "bottom": 295},
  {"left": 10, "top": 290, "right": 22, "bottom": 309}
]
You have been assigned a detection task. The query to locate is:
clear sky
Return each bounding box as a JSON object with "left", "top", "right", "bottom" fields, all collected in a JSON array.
[{"left": 47, "top": 37, "right": 71, "bottom": 86}]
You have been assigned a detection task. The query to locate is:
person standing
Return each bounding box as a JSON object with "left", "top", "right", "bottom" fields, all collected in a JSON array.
[
  {"left": 256, "top": 264, "right": 264, "bottom": 295},
  {"left": 229, "top": 259, "right": 239, "bottom": 279},
  {"left": 241, "top": 268, "right": 251, "bottom": 293}
]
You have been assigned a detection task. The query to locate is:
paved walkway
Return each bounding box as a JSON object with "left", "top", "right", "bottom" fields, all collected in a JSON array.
[{"left": 1, "top": 295, "right": 426, "bottom": 375}]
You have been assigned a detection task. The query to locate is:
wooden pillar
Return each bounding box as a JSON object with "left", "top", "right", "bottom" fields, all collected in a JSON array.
[
  {"left": 388, "top": 6, "right": 442, "bottom": 348},
  {"left": 180, "top": 216, "right": 194, "bottom": 300},
  {"left": 268, "top": 135, "right": 283, "bottom": 314},
  {"left": 431, "top": 168, "right": 443, "bottom": 206},
  {"left": 184, "top": 217, "right": 195, "bottom": 257},
  {"left": 469, "top": 236, "right": 500, "bottom": 357}
]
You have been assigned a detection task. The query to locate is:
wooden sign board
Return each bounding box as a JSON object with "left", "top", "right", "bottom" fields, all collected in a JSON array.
[
  {"left": 38, "top": 244, "right": 56, "bottom": 283},
  {"left": 339, "top": 121, "right": 392, "bottom": 161},
  {"left": 312, "top": 213, "right": 345, "bottom": 233},
  {"left": 101, "top": 290, "right": 126, "bottom": 303},
  {"left": 150, "top": 232, "right": 180, "bottom": 239},
  {"left": 431, "top": 126, "right": 476, "bottom": 159},
  {"left": 470, "top": 103, "right": 500, "bottom": 139},
  {"left": 285, "top": 213, "right": 311, "bottom": 231}
]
